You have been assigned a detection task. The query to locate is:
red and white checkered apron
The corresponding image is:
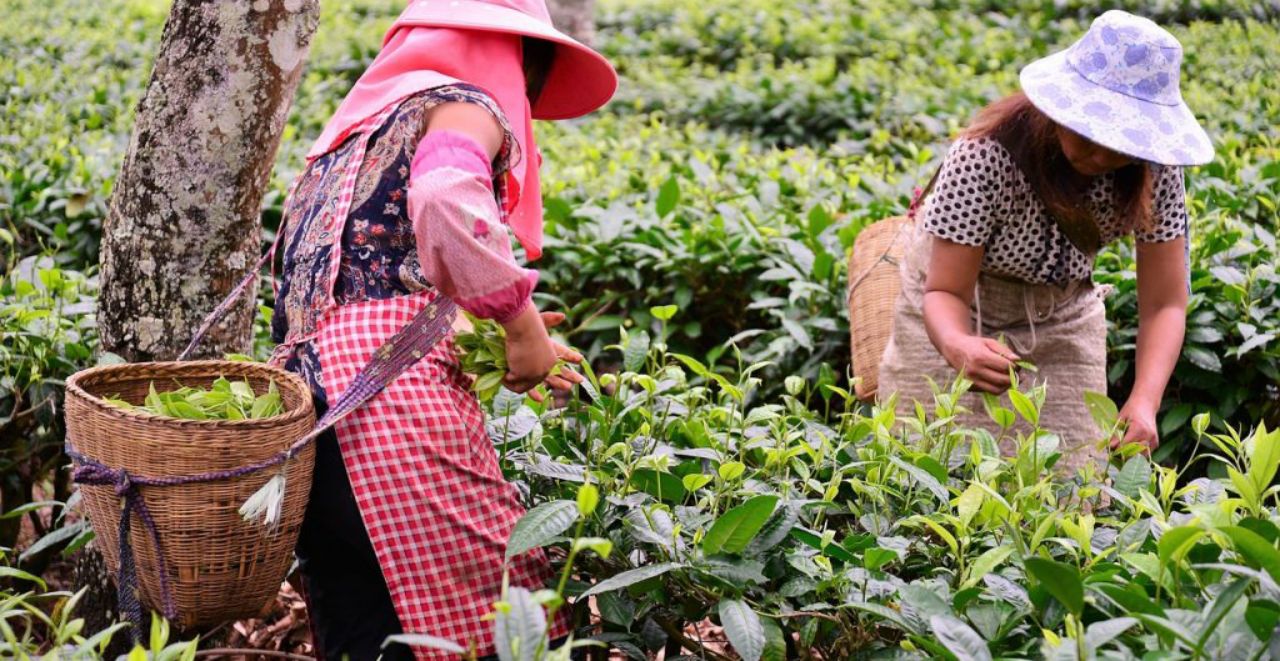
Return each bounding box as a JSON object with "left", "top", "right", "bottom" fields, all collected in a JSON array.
[{"left": 271, "top": 101, "right": 568, "bottom": 659}]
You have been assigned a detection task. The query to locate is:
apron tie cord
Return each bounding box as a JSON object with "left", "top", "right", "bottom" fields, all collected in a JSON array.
[
  {"left": 974, "top": 283, "right": 984, "bottom": 338},
  {"left": 1018, "top": 287, "right": 1041, "bottom": 356}
]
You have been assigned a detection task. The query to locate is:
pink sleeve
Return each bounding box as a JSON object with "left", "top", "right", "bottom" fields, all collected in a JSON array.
[{"left": 408, "top": 130, "right": 537, "bottom": 323}]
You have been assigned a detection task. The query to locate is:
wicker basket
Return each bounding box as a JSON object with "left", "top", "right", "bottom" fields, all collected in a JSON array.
[
  {"left": 64, "top": 360, "right": 316, "bottom": 629},
  {"left": 847, "top": 216, "right": 913, "bottom": 402}
]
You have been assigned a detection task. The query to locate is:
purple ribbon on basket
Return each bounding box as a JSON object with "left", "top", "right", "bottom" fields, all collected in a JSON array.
[
  {"left": 68, "top": 295, "right": 459, "bottom": 641},
  {"left": 66, "top": 455, "right": 178, "bottom": 629}
]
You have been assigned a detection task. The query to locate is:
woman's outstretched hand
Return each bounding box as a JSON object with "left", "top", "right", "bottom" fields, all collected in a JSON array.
[
  {"left": 943, "top": 335, "right": 1020, "bottom": 394},
  {"left": 1114, "top": 399, "right": 1159, "bottom": 453},
  {"left": 501, "top": 308, "right": 584, "bottom": 401}
]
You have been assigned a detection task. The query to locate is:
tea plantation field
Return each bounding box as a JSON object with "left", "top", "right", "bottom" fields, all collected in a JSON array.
[{"left": 2, "top": 0, "right": 1279, "bottom": 658}]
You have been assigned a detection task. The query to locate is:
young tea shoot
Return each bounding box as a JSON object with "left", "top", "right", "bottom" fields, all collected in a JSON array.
[{"left": 105, "top": 377, "right": 284, "bottom": 421}]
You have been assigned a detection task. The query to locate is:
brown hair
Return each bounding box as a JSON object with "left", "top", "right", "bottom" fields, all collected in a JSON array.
[
  {"left": 963, "top": 92, "right": 1154, "bottom": 245},
  {"left": 523, "top": 38, "right": 557, "bottom": 106}
]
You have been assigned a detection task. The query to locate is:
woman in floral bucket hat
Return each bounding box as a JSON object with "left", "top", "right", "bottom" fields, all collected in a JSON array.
[
  {"left": 878, "top": 10, "right": 1210, "bottom": 475},
  {"left": 267, "top": 1, "right": 615, "bottom": 658}
]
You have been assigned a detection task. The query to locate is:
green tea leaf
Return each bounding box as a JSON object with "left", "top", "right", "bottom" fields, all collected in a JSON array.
[
  {"left": 789, "top": 527, "right": 857, "bottom": 563},
  {"left": 18, "top": 520, "right": 87, "bottom": 562},
  {"left": 0, "top": 566, "right": 47, "bottom": 590},
  {"left": 1084, "top": 617, "right": 1137, "bottom": 650},
  {"left": 863, "top": 547, "right": 897, "bottom": 571},
  {"left": 145, "top": 382, "right": 163, "bottom": 411},
  {"left": 493, "top": 586, "right": 546, "bottom": 661},
  {"left": 1093, "top": 583, "right": 1160, "bottom": 616},
  {"left": 573, "top": 537, "right": 614, "bottom": 558},
  {"left": 630, "top": 469, "right": 687, "bottom": 503},
  {"left": 719, "top": 599, "right": 765, "bottom": 661},
  {"left": 889, "top": 457, "right": 949, "bottom": 503},
  {"left": 963, "top": 545, "right": 1013, "bottom": 590},
  {"left": 250, "top": 390, "right": 282, "bottom": 419},
  {"left": 506, "top": 500, "right": 577, "bottom": 560},
  {"left": 1220, "top": 525, "right": 1280, "bottom": 582},
  {"left": 761, "top": 615, "right": 787, "bottom": 661},
  {"left": 1008, "top": 389, "right": 1038, "bottom": 427},
  {"left": 1158, "top": 526, "right": 1206, "bottom": 570},
  {"left": 1196, "top": 577, "right": 1251, "bottom": 652},
  {"left": 650, "top": 305, "right": 678, "bottom": 322},
  {"left": 581, "top": 563, "right": 684, "bottom": 598},
  {"left": 473, "top": 370, "right": 505, "bottom": 397},
  {"left": 1024, "top": 557, "right": 1083, "bottom": 616},
  {"left": 382, "top": 634, "right": 466, "bottom": 655},
  {"left": 230, "top": 380, "right": 255, "bottom": 404},
  {"left": 682, "top": 473, "right": 713, "bottom": 493},
  {"left": 930, "top": 614, "right": 992, "bottom": 661},
  {"left": 1247, "top": 422, "right": 1280, "bottom": 494},
  {"left": 656, "top": 176, "right": 680, "bottom": 218},
  {"left": 700, "top": 556, "right": 768, "bottom": 585},
  {"left": 746, "top": 503, "right": 800, "bottom": 554},
  {"left": 843, "top": 601, "right": 921, "bottom": 636},
  {"left": 1245, "top": 600, "right": 1280, "bottom": 642},
  {"left": 576, "top": 483, "right": 600, "bottom": 517},
  {"left": 624, "top": 330, "right": 651, "bottom": 372},
  {"left": 718, "top": 461, "right": 746, "bottom": 482},
  {"left": 703, "top": 495, "right": 779, "bottom": 555},
  {"left": 166, "top": 401, "right": 207, "bottom": 420},
  {"left": 1084, "top": 390, "right": 1118, "bottom": 434},
  {"left": 1115, "top": 455, "right": 1152, "bottom": 499}
]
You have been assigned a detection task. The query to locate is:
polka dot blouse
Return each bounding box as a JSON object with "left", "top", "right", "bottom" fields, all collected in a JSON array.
[{"left": 920, "top": 136, "right": 1189, "bottom": 285}]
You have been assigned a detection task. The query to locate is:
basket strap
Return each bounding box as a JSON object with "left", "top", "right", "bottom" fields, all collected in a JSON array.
[
  {"left": 848, "top": 166, "right": 941, "bottom": 298},
  {"left": 178, "top": 102, "right": 398, "bottom": 362},
  {"left": 906, "top": 166, "right": 942, "bottom": 223}
]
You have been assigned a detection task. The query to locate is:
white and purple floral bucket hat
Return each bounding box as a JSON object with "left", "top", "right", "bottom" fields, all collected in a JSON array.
[{"left": 1020, "top": 10, "right": 1213, "bottom": 166}]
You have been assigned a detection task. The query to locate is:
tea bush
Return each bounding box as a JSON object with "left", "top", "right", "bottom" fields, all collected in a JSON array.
[
  {"left": 0, "top": 257, "right": 99, "bottom": 568},
  {"left": 487, "top": 330, "right": 1280, "bottom": 660},
  {"left": 1, "top": 0, "right": 1279, "bottom": 652},
  {"left": 3, "top": 0, "right": 1277, "bottom": 461},
  {"left": 0, "top": 565, "right": 197, "bottom": 660}
]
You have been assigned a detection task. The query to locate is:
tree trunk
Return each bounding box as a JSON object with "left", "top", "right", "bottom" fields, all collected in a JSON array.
[
  {"left": 98, "top": 0, "right": 320, "bottom": 362},
  {"left": 81, "top": 0, "right": 319, "bottom": 642},
  {"left": 548, "top": 0, "right": 596, "bottom": 47}
]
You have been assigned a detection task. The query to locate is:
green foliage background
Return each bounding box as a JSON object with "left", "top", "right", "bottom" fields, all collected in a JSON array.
[
  {"left": 1, "top": 0, "right": 1277, "bottom": 488},
  {"left": 2, "top": 0, "right": 1280, "bottom": 657}
]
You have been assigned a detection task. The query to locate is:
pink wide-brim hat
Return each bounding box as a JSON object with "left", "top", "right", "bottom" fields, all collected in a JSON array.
[{"left": 387, "top": 0, "right": 618, "bottom": 120}]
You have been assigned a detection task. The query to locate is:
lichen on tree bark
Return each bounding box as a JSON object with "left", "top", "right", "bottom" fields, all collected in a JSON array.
[{"left": 98, "top": 0, "right": 319, "bottom": 362}]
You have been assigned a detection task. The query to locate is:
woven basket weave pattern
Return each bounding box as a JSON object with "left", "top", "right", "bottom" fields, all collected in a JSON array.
[
  {"left": 64, "top": 361, "right": 316, "bottom": 628},
  {"left": 848, "top": 216, "right": 912, "bottom": 401}
]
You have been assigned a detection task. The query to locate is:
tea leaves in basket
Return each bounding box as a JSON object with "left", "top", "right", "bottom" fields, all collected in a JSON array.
[{"left": 105, "top": 377, "right": 284, "bottom": 421}]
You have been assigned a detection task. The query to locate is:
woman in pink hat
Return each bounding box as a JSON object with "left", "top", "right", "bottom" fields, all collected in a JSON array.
[
  {"left": 878, "top": 10, "right": 1211, "bottom": 473},
  {"left": 267, "top": 1, "right": 616, "bottom": 658}
]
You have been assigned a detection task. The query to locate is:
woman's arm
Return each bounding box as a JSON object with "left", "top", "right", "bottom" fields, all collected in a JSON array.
[
  {"left": 924, "top": 238, "right": 1021, "bottom": 394},
  {"left": 1116, "top": 236, "right": 1188, "bottom": 450},
  {"left": 426, "top": 102, "right": 504, "bottom": 160},
  {"left": 413, "top": 101, "right": 582, "bottom": 397}
]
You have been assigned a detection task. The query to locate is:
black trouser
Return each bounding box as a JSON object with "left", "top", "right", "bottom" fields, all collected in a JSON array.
[
  {"left": 295, "top": 400, "right": 414, "bottom": 661},
  {"left": 295, "top": 397, "right": 579, "bottom": 661}
]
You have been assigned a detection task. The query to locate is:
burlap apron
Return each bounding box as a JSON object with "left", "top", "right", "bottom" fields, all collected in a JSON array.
[{"left": 877, "top": 219, "right": 1110, "bottom": 475}]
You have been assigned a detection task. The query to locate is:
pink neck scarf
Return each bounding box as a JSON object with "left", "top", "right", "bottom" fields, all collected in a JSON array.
[{"left": 308, "top": 27, "right": 545, "bottom": 260}]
